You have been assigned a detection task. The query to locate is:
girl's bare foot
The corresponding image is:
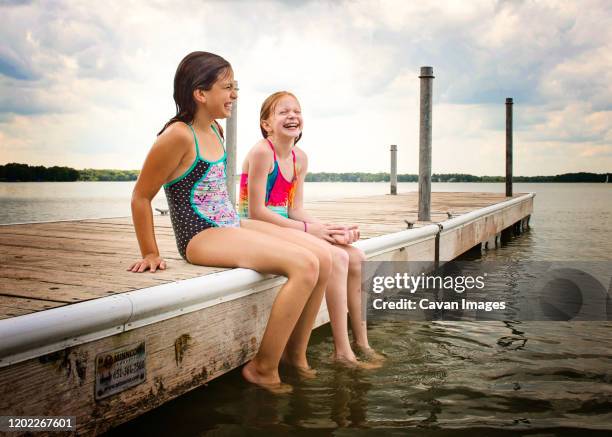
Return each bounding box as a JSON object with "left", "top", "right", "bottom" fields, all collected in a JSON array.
[
  {"left": 242, "top": 360, "right": 293, "bottom": 394},
  {"left": 353, "top": 343, "right": 387, "bottom": 363},
  {"left": 280, "top": 362, "right": 318, "bottom": 379},
  {"left": 280, "top": 349, "right": 317, "bottom": 379},
  {"left": 333, "top": 353, "right": 383, "bottom": 370}
]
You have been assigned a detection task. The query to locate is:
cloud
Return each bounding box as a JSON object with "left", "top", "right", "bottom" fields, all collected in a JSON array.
[
  {"left": 0, "top": 44, "right": 39, "bottom": 80},
  {"left": 579, "top": 144, "right": 612, "bottom": 158},
  {"left": 0, "top": 0, "right": 610, "bottom": 175}
]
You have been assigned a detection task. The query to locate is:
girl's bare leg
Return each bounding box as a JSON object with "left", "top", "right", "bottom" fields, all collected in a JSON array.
[
  {"left": 342, "top": 245, "right": 385, "bottom": 362},
  {"left": 244, "top": 221, "right": 377, "bottom": 367},
  {"left": 325, "top": 246, "right": 354, "bottom": 360},
  {"left": 240, "top": 219, "right": 332, "bottom": 372},
  {"left": 343, "top": 245, "right": 367, "bottom": 348},
  {"left": 325, "top": 245, "right": 380, "bottom": 368},
  {"left": 186, "top": 226, "right": 320, "bottom": 389}
]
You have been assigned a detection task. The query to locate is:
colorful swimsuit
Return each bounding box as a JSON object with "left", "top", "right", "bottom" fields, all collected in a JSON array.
[
  {"left": 163, "top": 123, "right": 240, "bottom": 259},
  {"left": 238, "top": 139, "right": 298, "bottom": 218}
]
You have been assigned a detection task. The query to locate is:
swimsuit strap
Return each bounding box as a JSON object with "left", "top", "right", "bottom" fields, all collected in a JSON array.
[
  {"left": 265, "top": 138, "right": 277, "bottom": 161},
  {"left": 266, "top": 138, "right": 297, "bottom": 181},
  {"left": 188, "top": 122, "right": 225, "bottom": 160},
  {"left": 187, "top": 123, "right": 201, "bottom": 158},
  {"left": 211, "top": 122, "right": 225, "bottom": 151}
]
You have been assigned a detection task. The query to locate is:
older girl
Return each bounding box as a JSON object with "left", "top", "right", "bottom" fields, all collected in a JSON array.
[{"left": 129, "top": 53, "right": 331, "bottom": 392}]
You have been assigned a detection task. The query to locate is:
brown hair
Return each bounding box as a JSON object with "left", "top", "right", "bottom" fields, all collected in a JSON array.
[
  {"left": 158, "top": 51, "right": 231, "bottom": 136},
  {"left": 260, "top": 91, "right": 302, "bottom": 144}
]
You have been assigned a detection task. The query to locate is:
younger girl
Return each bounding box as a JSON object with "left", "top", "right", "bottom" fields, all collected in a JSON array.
[
  {"left": 129, "top": 53, "right": 332, "bottom": 392},
  {"left": 239, "top": 91, "right": 384, "bottom": 366}
]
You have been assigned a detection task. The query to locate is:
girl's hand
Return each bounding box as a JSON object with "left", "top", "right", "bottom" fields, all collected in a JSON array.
[
  {"left": 328, "top": 224, "right": 360, "bottom": 245},
  {"left": 332, "top": 232, "right": 349, "bottom": 245},
  {"left": 326, "top": 224, "right": 350, "bottom": 245},
  {"left": 347, "top": 224, "right": 360, "bottom": 243},
  {"left": 128, "top": 254, "right": 167, "bottom": 273},
  {"left": 306, "top": 222, "right": 337, "bottom": 243}
]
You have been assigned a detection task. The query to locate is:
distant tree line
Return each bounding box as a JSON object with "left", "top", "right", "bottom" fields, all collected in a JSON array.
[
  {"left": 0, "top": 163, "right": 139, "bottom": 181},
  {"left": 0, "top": 163, "right": 609, "bottom": 183},
  {"left": 306, "top": 172, "right": 610, "bottom": 183},
  {"left": 305, "top": 172, "right": 393, "bottom": 182},
  {"left": 79, "top": 169, "right": 140, "bottom": 181},
  {"left": 514, "top": 172, "right": 610, "bottom": 182},
  {"left": 0, "top": 163, "right": 80, "bottom": 181}
]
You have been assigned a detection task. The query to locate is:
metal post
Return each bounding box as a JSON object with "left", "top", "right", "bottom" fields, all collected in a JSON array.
[
  {"left": 226, "top": 81, "right": 238, "bottom": 206},
  {"left": 505, "top": 97, "right": 513, "bottom": 197},
  {"left": 418, "top": 66, "right": 434, "bottom": 221},
  {"left": 390, "top": 144, "right": 397, "bottom": 195}
]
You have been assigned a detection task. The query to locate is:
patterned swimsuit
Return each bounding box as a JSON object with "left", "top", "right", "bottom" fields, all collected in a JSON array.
[
  {"left": 238, "top": 138, "right": 298, "bottom": 219},
  {"left": 163, "top": 123, "right": 240, "bottom": 259}
]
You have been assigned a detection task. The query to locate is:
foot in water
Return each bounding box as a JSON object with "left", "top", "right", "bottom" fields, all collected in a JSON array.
[
  {"left": 332, "top": 353, "right": 383, "bottom": 370},
  {"left": 242, "top": 360, "right": 293, "bottom": 394},
  {"left": 352, "top": 343, "right": 387, "bottom": 363},
  {"left": 280, "top": 350, "right": 317, "bottom": 379}
]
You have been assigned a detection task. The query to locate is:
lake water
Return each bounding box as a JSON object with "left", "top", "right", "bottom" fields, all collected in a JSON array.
[{"left": 1, "top": 182, "right": 611, "bottom": 435}]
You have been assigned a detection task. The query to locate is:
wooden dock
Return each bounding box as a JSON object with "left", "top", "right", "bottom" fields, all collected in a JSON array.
[{"left": 0, "top": 191, "right": 533, "bottom": 435}]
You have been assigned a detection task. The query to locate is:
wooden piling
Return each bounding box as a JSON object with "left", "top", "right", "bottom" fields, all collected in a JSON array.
[
  {"left": 418, "top": 67, "right": 434, "bottom": 221},
  {"left": 506, "top": 97, "right": 513, "bottom": 197},
  {"left": 390, "top": 144, "right": 397, "bottom": 195},
  {"left": 226, "top": 81, "right": 238, "bottom": 206}
]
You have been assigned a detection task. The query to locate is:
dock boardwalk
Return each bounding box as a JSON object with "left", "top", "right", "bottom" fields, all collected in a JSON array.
[{"left": 0, "top": 191, "right": 533, "bottom": 435}]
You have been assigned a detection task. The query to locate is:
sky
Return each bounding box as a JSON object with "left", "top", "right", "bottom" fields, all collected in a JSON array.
[{"left": 0, "top": 0, "right": 611, "bottom": 176}]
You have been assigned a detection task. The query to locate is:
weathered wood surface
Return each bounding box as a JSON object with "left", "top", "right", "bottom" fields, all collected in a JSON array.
[
  {"left": 0, "top": 192, "right": 524, "bottom": 320},
  {"left": 0, "top": 283, "right": 279, "bottom": 436}
]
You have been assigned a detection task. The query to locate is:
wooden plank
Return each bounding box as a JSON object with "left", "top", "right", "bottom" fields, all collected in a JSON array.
[
  {"left": 1, "top": 258, "right": 220, "bottom": 280},
  {"left": 0, "top": 234, "right": 177, "bottom": 254},
  {"left": 0, "top": 224, "right": 176, "bottom": 238},
  {"left": 0, "top": 266, "right": 178, "bottom": 290},
  {"left": 0, "top": 246, "right": 185, "bottom": 264},
  {"left": 0, "top": 307, "right": 33, "bottom": 320},
  {"left": 0, "top": 278, "right": 130, "bottom": 302},
  {"left": 0, "top": 256, "right": 223, "bottom": 282},
  {"left": 0, "top": 295, "right": 66, "bottom": 311}
]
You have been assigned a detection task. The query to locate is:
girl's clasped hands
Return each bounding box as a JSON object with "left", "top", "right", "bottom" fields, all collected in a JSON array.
[
  {"left": 305, "top": 222, "right": 360, "bottom": 245},
  {"left": 328, "top": 224, "right": 360, "bottom": 245}
]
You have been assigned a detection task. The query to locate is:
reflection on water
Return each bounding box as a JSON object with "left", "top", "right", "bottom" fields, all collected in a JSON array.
[
  {"left": 2, "top": 181, "right": 611, "bottom": 433},
  {"left": 110, "top": 319, "right": 612, "bottom": 435}
]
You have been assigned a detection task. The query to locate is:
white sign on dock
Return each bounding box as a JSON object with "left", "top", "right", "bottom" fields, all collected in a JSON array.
[{"left": 95, "top": 342, "right": 146, "bottom": 400}]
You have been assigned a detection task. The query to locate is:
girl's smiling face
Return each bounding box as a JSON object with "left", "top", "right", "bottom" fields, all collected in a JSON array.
[
  {"left": 198, "top": 68, "right": 237, "bottom": 119},
  {"left": 263, "top": 95, "right": 303, "bottom": 140}
]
